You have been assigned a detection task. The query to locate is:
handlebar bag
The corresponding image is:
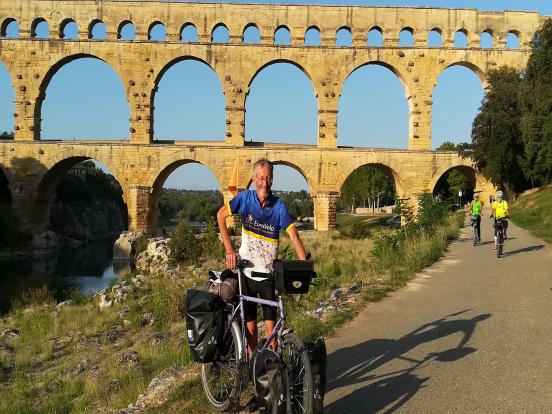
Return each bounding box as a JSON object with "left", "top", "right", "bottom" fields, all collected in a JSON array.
[
  {"left": 185, "top": 289, "right": 224, "bottom": 363},
  {"left": 273, "top": 260, "right": 316, "bottom": 294}
]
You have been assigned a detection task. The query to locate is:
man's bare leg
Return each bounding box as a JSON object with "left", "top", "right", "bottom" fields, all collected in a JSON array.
[
  {"left": 246, "top": 320, "right": 258, "bottom": 358},
  {"left": 265, "top": 320, "right": 276, "bottom": 350}
]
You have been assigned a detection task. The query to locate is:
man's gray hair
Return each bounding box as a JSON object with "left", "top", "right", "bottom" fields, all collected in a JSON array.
[{"left": 253, "top": 158, "right": 273, "bottom": 174}]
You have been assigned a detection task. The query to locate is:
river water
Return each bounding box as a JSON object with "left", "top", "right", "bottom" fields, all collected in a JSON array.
[{"left": 0, "top": 238, "right": 131, "bottom": 314}]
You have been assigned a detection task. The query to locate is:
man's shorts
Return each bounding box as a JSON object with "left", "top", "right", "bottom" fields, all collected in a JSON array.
[{"left": 242, "top": 274, "right": 276, "bottom": 322}]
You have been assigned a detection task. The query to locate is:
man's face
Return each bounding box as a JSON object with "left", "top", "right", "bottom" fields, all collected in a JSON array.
[{"left": 253, "top": 165, "right": 273, "bottom": 199}]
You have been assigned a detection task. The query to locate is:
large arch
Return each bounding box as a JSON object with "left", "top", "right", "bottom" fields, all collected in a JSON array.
[
  {"left": 339, "top": 62, "right": 411, "bottom": 148},
  {"left": 432, "top": 65, "right": 486, "bottom": 149},
  {"left": 37, "top": 54, "right": 130, "bottom": 140},
  {"left": 148, "top": 159, "right": 223, "bottom": 232},
  {"left": 31, "top": 156, "right": 127, "bottom": 231},
  {"left": 152, "top": 57, "right": 225, "bottom": 141},
  {"left": 245, "top": 61, "right": 318, "bottom": 145},
  {"left": 0, "top": 60, "right": 14, "bottom": 135},
  {"left": 430, "top": 164, "right": 477, "bottom": 205}
]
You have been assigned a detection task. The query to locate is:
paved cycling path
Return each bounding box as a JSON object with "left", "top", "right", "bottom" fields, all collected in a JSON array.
[{"left": 325, "top": 215, "right": 552, "bottom": 413}]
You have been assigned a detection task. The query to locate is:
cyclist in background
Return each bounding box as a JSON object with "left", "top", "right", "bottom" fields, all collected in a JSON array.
[
  {"left": 467, "top": 193, "right": 483, "bottom": 242},
  {"left": 491, "top": 190, "right": 509, "bottom": 251}
]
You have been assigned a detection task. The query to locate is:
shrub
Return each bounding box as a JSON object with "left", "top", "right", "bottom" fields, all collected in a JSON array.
[
  {"left": 11, "top": 285, "right": 56, "bottom": 309},
  {"left": 201, "top": 218, "right": 224, "bottom": 260},
  {"left": 168, "top": 220, "right": 202, "bottom": 266},
  {"left": 133, "top": 235, "right": 149, "bottom": 258}
]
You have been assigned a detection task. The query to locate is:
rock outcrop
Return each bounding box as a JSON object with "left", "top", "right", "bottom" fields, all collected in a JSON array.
[
  {"left": 113, "top": 231, "right": 144, "bottom": 260},
  {"left": 135, "top": 238, "right": 170, "bottom": 274}
]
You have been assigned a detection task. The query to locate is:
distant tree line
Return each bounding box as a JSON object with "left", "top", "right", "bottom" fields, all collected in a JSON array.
[
  {"left": 158, "top": 189, "right": 315, "bottom": 225},
  {"left": 459, "top": 19, "right": 552, "bottom": 198}
]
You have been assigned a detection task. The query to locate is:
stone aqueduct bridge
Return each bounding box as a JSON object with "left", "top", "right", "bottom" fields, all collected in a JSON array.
[{"left": 0, "top": 0, "right": 544, "bottom": 232}]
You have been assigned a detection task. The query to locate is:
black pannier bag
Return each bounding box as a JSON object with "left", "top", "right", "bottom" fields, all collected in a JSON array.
[
  {"left": 306, "top": 336, "right": 327, "bottom": 414},
  {"left": 273, "top": 260, "right": 316, "bottom": 294},
  {"left": 251, "top": 347, "right": 286, "bottom": 414},
  {"left": 185, "top": 289, "right": 225, "bottom": 363}
]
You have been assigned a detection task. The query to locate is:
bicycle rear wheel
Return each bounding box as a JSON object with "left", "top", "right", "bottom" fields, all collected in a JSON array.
[
  {"left": 281, "top": 332, "right": 313, "bottom": 414},
  {"left": 496, "top": 231, "right": 502, "bottom": 258},
  {"left": 201, "top": 320, "right": 245, "bottom": 411}
]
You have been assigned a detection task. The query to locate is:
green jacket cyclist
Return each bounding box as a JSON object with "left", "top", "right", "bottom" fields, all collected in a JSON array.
[{"left": 467, "top": 193, "right": 483, "bottom": 242}]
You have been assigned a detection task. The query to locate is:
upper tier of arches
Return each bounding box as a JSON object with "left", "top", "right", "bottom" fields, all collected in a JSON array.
[{"left": 0, "top": 1, "right": 541, "bottom": 51}]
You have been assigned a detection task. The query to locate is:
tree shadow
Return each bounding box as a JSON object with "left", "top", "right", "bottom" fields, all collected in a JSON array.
[
  {"left": 326, "top": 310, "right": 491, "bottom": 413},
  {"left": 502, "top": 245, "right": 544, "bottom": 257}
]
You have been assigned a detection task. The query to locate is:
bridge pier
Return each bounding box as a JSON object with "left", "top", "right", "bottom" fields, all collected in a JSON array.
[
  {"left": 313, "top": 191, "right": 339, "bottom": 231},
  {"left": 126, "top": 185, "right": 154, "bottom": 234}
]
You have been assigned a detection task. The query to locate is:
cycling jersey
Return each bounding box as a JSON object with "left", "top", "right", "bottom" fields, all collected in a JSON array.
[
  {"left": 470, "top": 200, "right": 482, "bottom": 216},
  {"left": 227, "top": 190, "right": 295, "bottom": 281},
  {"left": 492, "top": 200, "right": 509, "bottom": 218}
]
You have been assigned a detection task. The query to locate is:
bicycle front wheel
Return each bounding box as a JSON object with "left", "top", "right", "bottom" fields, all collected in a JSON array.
[
  {"left": 201, "top": 320, "right": 245, "bottom": 411},
  {"left": 281, "top": 332, "right": 314, "bottom": 414}
]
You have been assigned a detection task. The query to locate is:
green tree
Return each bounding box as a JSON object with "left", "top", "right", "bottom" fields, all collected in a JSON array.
[
  {"left": 435, "top": 141, "right": 457, "bottom": 151},
  {"left": 519, "top": 18, "right": 552, "bottom": 186},
  {"left": 0, "top": 131, "right": 14, "bottom": 140},
  {"left": 339, "top": 166, "right": 395, "bottom": 212},
  {"left": 463, "top": 67, "right": 527, "bottom": 197},
  {"left": 168, "top": 220, "right": 202, "bottom": 266}
]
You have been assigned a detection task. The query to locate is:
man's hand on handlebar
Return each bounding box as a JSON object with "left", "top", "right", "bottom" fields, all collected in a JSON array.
[{"left": 225, "top": 251, "right": 238, "bottom": 270}]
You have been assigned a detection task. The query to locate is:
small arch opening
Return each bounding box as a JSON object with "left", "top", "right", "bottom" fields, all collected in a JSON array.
[
  {"left": 118, "top": 21, "right": 136, "bottom": 40},
  {"left": 212, "top": 23, "right": 229, "bottom": 43},
  {"left": 180, "top": 23, "right": 198, "bottom": 42},
  {"left": 506, "top": 31, "right": 520, "bottom": 49},
  {"left": 454, "top": 30, "right": 468, "bottom": 48},
  {"left": 432, "top": 166, "right": 476, "bottom": 206},
  {"left": 89, "top": 20, "right": 106, "bottom": 40},
  {"left": 2, "top": 19, "right": 19, "bottom": 38},
  {"left": 304, "top": 26, "right": 321, "bottom": 46},
  {"left": 149, "top": 22, "right": 167, "bottom": 41},
  {"left": 480, "top": 30, "right": 494, "bottom": 48},
  {"left": 61, "top": 19, "right": 78, "bottom": 39},
  {"left": 274, "top": 26, "right": 291, "bottom": 45},
  {"left": 399, "top": 27, "right": 414, "bottom": 47},
  {"left": 243, "top": 24, "right": 260, "bottom": 44},
  {"left": 367, "top": 27, "right": 383, "bottom": 47},
  {"left": 336, "top": 27, "right": 352, "bottom": 46},
  {"left": 428, "top": 28, "right": 442, "bottom": 47},
  {"left": 31, "top": 18, "right": 49, "bottom": 38},
  {"left": 0, "top": 61, "right": 14, "bottom": 135}
]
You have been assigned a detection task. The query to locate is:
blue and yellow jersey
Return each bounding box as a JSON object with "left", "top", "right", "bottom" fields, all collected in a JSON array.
[{"left": 227, "top": 190, "right": 295, "bottom": 279}]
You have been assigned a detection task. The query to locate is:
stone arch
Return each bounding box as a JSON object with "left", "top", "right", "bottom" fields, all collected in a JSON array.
[
  {"left": 243, "top": 23, "right": 261, "bottom": 43},
  {"left": 336, "top": 26, "right": 352, "bottom": 46},
  {"left": 0, "top": 58, "right": 15, "bottom": 134},
  {"left": 399, "top": 27, "right": 415, "bottom": 47},
  {"left": 117, "top": 20, "right": 136, "bottom": 40},
  {"left": 180, "top": 22, "right": 198, "bottom": 42},
  {"left": 304, "top": 26, "right": 321, "bottom": 46},
  {"left": 336, "top": 160, "right": 406, "bottom": 200},
  {"left": 1, "top": 18, "right": 18, "bottom": 37},
  {"left": 367, "top": 26, "right": 384, "bottom": 46},
  {"left": 245, "top": 60, "right": 318, "bottom": 144},
  {"left": 147, "top": 159, "right": 224, "bottom": 231},
  {"left": 506, "top": 30, "right": 520, "bottom": 49},
  {"left": 480, "top": 28, "right": 494, "bottom": 48},
  {"left": 31, "top": 155, "right": 127, "bottom": 230},
  {"left": 88, "top": 19, "right": 106, "bottom": 39},
  {"left": 428, "top": 162, "right": 475, "bottom": 195},
  {"left": 274, "top": 25, "right": 291, "bottom": 45},
  {"left": 454, "top": 29, "right": 468, "bottom": 47},
  {"left": 148, "top": 21, "right": 166, "bottom": 41},
  {"left": 212, "top": 23, "right": 229, "bottom": 43},
  {"left": 31, "top": 18, "right": 48, "bottom": 38},
  {"left": 151, "top": 56, "right": 225, "bottom": 140},
  {"left": 35, "top": 53, "right": 128, "bottom": 140},
  {"left": 60, "top": 18, "right": 77, "bottom": 39},
  {"left": 240, "top": 159, "right": 314, "bottom": 192},
  {"left": 0, "top": 163, "right": 12, "bottom": 202},
  {"left": 428, "top": 27, "right": 443, "bottom": 46},
  {"left": 440, "top": 61, "right": 488, "bottom": 87}
]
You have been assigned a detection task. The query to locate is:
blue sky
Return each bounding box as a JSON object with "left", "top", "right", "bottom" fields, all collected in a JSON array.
[{"left": 0, "top": 0, "right": 548, "bottom": 191}]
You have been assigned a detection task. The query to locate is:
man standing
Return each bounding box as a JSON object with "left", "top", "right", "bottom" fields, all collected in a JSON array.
[{"left": 216, "top": 158, "right": 307, "bottom": 357}]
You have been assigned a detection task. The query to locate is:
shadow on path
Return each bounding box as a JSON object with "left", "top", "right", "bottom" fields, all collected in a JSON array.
[
  {"left": 502, "top": 245, "right": 544, "bottom": 257},
  {"left": 326, "top": 310, "right": 491, "bottom": 413}
]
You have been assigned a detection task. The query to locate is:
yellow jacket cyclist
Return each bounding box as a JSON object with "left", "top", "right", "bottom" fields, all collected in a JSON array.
[{"left": 491, "top": 190, "right": 509, "bottom": 250}]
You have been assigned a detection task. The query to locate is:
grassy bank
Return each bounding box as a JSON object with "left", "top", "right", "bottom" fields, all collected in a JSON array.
[
  {"left": 0, "top": 208, "right": 464, "bottom": 413},
  {"left": 510, "top": 185, "right": 552, "bottom": 244}
]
